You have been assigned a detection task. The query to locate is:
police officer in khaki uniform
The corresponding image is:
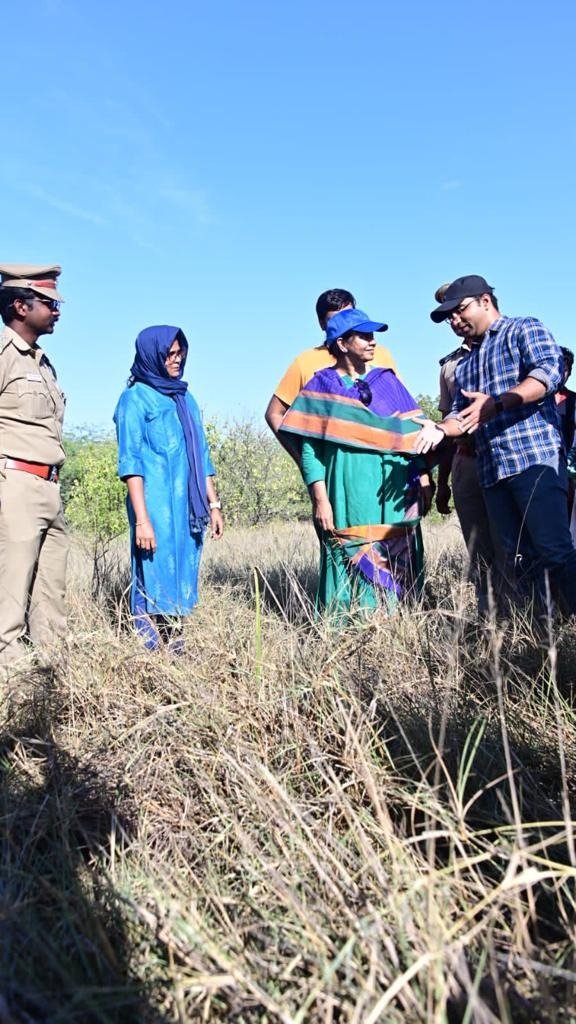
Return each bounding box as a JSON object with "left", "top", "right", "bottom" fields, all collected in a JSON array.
[{"left": 0, "top": 264, "right": 68, "bottom": 666}]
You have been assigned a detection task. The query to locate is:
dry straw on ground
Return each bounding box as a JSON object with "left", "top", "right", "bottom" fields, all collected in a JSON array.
[{"left": 1, "top": 521, "right": 575, "bottom": 1023}]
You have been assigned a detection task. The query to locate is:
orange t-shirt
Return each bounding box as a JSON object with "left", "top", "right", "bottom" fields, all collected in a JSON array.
[{"left": 274, "top": 344, "right": 399, "bottom": 406}]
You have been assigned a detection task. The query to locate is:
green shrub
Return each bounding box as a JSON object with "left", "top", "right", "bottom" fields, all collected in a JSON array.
[
  {"left": 207, "top": 417, "right": 309, "bottom": 526},
  {"left": 65, "top": 439, "right": 127, "bottom": 539},
  {"left": 416, "top": 393, "right": 441, "bottom": 422}
]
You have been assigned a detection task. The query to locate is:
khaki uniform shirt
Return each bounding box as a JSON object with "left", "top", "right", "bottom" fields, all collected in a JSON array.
[
  {"left": 438, "top": 342, "right": 472, "bottom": 416},
  {"left": 0, "top": 326, "right": 66, "bottom": 466},
  {"left": 439, "top": 342, "right": 476, "bottom": 455}
]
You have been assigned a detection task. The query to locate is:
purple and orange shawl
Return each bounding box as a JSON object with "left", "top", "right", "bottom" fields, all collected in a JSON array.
[{"left": 279, "top": 367, "right": 427, "bottom": 597}]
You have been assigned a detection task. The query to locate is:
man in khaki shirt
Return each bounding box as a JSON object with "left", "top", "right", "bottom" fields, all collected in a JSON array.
[{"left": 0, "top": 264, "right": 68, "bottom": 668}]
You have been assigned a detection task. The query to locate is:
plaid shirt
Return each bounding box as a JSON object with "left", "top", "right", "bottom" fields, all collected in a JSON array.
[{"left": 448, "top": 316, "right": 562, "bottom": 487}]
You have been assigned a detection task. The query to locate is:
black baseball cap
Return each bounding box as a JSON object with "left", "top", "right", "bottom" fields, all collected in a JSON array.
[{"left": 430, "top": 275, "right": 494, "bottom": 323}]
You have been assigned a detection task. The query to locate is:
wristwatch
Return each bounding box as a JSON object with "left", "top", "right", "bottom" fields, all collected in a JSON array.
[{"left": 209, "top": 500, "right": 222, "bottom": 510}]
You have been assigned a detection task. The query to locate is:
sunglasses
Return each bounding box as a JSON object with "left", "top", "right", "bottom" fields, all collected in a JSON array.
[
  {"left": 355, "top": 379, "right": 372, "bottom": 406},
  {"left": 35, "top": 297, "right": 61, "bottom": 312}
]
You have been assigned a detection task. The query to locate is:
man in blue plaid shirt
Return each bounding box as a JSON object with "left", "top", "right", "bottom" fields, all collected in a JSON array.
[{"left": 418, "top": 274, "right": 576, "bottom": 614}]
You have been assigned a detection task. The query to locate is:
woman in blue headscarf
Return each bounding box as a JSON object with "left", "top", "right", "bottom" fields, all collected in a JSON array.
[{"left": 113, "top": 326, "right": 223, "bottom": 652}]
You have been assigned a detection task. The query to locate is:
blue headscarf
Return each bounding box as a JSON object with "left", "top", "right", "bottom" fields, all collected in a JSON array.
[{"left": 130, "top": 325, "right": 209, "bottom": 534}]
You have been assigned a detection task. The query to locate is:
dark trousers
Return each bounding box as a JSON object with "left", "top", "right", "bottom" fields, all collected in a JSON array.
[{"left": 482, "top": 462, "right": 576, "bottom": 614}]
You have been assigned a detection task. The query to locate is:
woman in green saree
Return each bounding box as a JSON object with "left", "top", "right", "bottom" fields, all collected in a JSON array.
[{"left": 279, "top": 308, "right": 433, "bottom": 616}]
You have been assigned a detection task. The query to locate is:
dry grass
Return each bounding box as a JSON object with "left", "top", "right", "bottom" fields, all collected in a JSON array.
[{"left": 1, "top": 520, "right": 576, "bottom": 1022}]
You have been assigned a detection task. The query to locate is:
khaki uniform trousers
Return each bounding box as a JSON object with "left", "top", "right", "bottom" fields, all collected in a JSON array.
[
  {"left": 0, "top": 466, "right": 69, "bottom": 665},
  {"left": 451, "top": 451, "right": 501, "bottom": 612}
]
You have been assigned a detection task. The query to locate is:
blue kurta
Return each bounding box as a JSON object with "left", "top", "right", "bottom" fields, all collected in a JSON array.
[{"left": 114, "top": 383, "right": 215, "bottom": 616}]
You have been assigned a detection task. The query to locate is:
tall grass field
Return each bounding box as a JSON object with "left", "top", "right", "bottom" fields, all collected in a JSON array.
[{"left": 1, "top": 519, "right": 575, "bottom": 1023}]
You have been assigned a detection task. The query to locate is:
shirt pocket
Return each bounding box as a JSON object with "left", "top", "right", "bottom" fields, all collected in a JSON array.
[
  {"left": 1, "top": 379, "right": 53, "bottom": 422},
  {"left": 144, "top": 407, "right": 182, "bottom": 455}
]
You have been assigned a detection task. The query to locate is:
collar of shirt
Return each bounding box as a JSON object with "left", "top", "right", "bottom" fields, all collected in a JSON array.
[
  {"left": 439, "top": 341, "right": 472, "bottom": 367},
  {"left": 465, "top": 315, "right": 506, "bottom": 349},
  {"left": 483, "top": 315, "right": 508, "bottom": 340},
  {"left": 1, "top": 324, "right": 38, "bottom": 355}
]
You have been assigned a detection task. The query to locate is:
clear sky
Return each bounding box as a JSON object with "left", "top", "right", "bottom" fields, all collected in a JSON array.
[{"left": 2, "top": 0, "right": 575, "bottom": 431}]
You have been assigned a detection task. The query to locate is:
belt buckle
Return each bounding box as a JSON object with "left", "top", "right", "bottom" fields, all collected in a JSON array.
[{"left": 48, "top": 465, "right": 59, "bottom": 482}]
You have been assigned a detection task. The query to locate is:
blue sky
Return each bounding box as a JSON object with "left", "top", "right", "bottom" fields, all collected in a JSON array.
[{"left": 2, "top": 0, "right": 575, "bottom": 431}]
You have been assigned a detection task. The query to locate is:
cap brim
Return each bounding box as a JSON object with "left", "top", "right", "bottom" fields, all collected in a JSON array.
[
  {"left": 324, "top": 320, "right": 389, "bottom": 345},
  {"left": 430, "top": 301, "right": 460, "bottom": 324},
  {"left": 29, "top": 284, "right": 65, "bottom": 301},
  {"left": 353, "top": 320, "right": 388, "bottom": 333}
]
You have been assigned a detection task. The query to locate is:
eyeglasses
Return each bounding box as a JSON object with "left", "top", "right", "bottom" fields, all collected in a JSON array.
[
  {"left": 355, "top": 379, "right": 372, "bottom": 406},
  {"left": 446, "top": 298, "right": 476, "bottom": 322},
  {"left": 35, "top": 297, "right": 61, "bottom": 312},
  {"left": 165, "top": 350, "right": 183, "bottom": 362}
]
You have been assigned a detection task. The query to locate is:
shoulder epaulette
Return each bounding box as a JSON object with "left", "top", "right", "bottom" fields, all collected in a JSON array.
[
  {"left": 439, "top": 346, "right": 464, "bottom": 367},
  {"left": 0, "top": 332, "right": 12, "bottom": 356}
]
